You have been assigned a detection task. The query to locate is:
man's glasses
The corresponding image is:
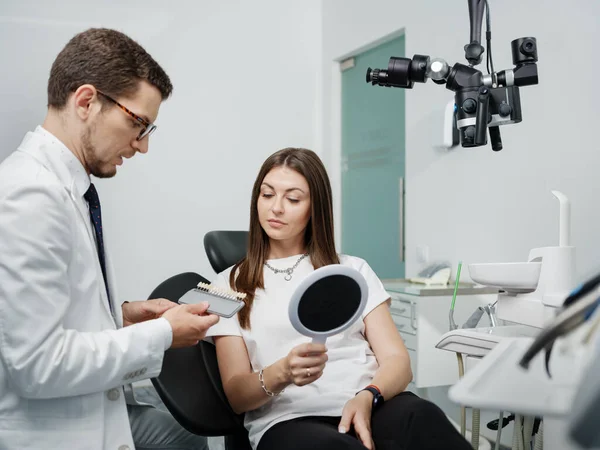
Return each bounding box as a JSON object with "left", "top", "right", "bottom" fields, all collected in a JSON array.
[{"left": 97, "top": 90, "right": 157, "bottom": 141}]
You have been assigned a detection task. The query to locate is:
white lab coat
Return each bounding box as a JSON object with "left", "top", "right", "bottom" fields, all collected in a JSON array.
[{"left": 0, "top": 127, "right": 173, "bottom": 450}]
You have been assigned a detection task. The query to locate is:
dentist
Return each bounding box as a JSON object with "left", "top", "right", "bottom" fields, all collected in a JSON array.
[{"left": 0, "top": 28, "right": 217, "bottom": 450}]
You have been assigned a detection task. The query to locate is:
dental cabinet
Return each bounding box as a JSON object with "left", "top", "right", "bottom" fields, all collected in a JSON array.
[{"left": 383, "top": 280, "right": 498, "bottom": 389}]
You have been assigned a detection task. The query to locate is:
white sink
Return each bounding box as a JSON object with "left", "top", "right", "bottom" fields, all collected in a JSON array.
[{"left": 468, "top": 262, "right": 542, "bottom": 293}]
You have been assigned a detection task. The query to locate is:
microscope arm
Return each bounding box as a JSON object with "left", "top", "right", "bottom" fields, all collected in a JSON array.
[{"left": 466, "top": 0, "right": 486, "bottom": 65}]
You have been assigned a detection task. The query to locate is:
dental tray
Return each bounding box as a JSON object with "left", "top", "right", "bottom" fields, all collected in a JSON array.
[{"left": 448, "top": 338, "right": 579, "bottom": 417}]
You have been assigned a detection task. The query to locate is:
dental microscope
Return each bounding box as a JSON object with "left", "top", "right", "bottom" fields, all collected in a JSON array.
[{"left": 366, "top": 0, "right": 539, "bottom": 151}]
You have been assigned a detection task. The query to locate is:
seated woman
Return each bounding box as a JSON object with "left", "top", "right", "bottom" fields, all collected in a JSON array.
[{"left": 206, "top": 148, "right": 471, "bottom": 450}]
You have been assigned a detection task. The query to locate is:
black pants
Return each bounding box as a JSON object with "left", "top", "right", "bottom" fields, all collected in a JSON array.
[{"left": 257, "top": 391, "right": 472, "bottom": 450}]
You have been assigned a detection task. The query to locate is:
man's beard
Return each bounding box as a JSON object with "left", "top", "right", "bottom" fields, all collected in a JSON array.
[{"left": 81, "top": 126, "right": 116, "bottom": 179}]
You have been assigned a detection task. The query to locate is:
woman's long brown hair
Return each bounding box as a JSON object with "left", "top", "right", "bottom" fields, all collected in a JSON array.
[{"left": 230, "top": 148, "right": 340, "bottom": 329}]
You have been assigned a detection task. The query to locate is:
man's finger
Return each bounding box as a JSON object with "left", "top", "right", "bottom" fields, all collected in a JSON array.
[
  {"left": 183, "top": 301, "right": 210, "bottom": 315},
  {"left": 196, "top": 313, "right": 219, "bottom": 329},
  {"left": 147, "top": 299, "right": 177, "bottom": 314},
  {"left": 158, "top": 298, "right": 177, "bottom": 310}
]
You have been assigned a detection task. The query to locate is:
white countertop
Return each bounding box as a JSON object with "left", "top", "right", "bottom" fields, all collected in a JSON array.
[{"left": 382, "top": 279, "right": 499, "bottom": 297}]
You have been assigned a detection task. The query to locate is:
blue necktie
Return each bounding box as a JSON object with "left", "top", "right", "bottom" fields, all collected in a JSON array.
[{"left": 84, "top": 183, "right": 112, "bottom": 311}]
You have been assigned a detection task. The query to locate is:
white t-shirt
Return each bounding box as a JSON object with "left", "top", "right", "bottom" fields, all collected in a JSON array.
[{"left": 205, "top": 254, "right": 390, "bottom": 450}]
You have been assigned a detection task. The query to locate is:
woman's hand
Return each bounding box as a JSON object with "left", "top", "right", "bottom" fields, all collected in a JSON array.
[
  {"left": 282, "top": 342, "right": 328, "bottom": 386},
  {"left": 338, "top": 391, "right": 376, "bottom": 450}
]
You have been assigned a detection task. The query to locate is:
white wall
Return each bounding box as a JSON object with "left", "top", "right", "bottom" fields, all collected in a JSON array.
[
  {"left": 322, "top": 0, "right": 600, "bottom": 283},
  {"left": 0, "top": 0, "right": 323, "bottom": 301}
]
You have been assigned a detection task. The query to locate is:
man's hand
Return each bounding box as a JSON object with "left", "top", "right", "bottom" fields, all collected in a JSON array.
[
  {"left": 338, "top": 391, "right": 375, "bottom": 450},
  {"left": 162, "top": 302, "right": 220, "bottom": 348},
  {"left": 122, "top": 298, "right": 177, "bottom": 327}
]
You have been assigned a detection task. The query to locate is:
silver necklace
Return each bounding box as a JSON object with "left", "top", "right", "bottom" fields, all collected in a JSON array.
[{"left": 264, "top": 253, "right": 309, "bottom": 281}]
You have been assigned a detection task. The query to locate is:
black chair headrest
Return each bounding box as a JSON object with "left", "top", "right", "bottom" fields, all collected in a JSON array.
[{"left": 204, "top": 230, "right": 248, "bottom": 274}]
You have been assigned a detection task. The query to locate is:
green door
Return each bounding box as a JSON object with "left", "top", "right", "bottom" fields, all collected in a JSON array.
[{"left": 341, "top": 35, "right": 406, "bottom": 280}]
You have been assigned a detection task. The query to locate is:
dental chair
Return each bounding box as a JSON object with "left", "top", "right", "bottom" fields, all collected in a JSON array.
[
  {"left": 204, "top": 230, "right": 248, "bottom": 275},
  {"left": 149, "top": 230, "right": 251, "bottom": 450}
]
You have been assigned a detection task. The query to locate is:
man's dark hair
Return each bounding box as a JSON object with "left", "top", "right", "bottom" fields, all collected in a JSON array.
[{"left": 47, "top": 28, "right": 173, "bottom": 109}]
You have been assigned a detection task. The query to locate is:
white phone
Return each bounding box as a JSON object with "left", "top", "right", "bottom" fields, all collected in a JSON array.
[{"left": 179, "top": 283, "right": 246, "bottom": 318}]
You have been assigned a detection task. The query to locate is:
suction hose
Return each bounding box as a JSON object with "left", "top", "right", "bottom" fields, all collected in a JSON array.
[
  {"left": 457, "top": 353, "right": 466, "bottom": 437},
  {"left": 523, "top": 416, "right": 534, "bottom": 449},
  {"left": 534, "top": 421, "right": 543, "bottom": 450},
  {"left": 512, "top": 414, "right": 522, "bottom": 450},
  {"left": 471, "top": 408, "right": 480, "bottom": 449},
  {"left": 494, "top": 411, "right": 504, "bottom": 450}
]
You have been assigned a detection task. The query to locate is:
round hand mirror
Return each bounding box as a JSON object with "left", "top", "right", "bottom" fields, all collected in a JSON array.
[{"left": 288, "top": 264, "right": 368, "bottom": 344}]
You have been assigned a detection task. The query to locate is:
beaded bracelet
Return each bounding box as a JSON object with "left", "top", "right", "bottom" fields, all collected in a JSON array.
[{"left": 259, "top": 368, "right": 284, "bottom": 397}]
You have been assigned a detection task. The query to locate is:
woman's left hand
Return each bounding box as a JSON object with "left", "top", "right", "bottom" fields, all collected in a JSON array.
[{"left": 338, "top": 391, "right": 375, "bottom": 450}]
